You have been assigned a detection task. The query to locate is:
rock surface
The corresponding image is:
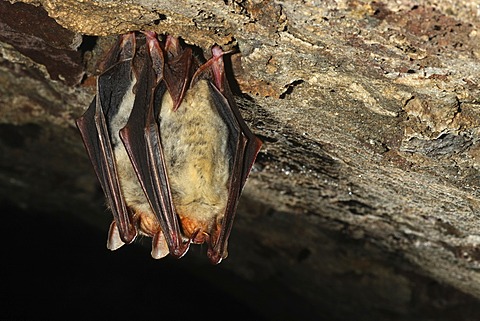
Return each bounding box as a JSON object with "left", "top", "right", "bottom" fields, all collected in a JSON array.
[{"left": 1, "top": 0, "right": 480, "bottom": 319}]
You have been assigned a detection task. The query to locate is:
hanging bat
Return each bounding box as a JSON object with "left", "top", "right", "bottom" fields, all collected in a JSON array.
[{"left": 76, "top": 32, "right": 262, "bottom": 264}]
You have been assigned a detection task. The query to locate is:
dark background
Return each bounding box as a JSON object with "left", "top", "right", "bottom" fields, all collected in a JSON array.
[{"left": 2, "top": 201, "right": 268, "bottom": 320}]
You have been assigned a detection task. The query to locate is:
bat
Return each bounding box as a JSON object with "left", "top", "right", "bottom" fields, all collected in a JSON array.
[{"left": 76, "top": 32, "right": 262, "bottom": 264}]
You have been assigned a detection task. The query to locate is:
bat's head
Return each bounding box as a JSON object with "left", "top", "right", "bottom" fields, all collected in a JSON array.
[
  {"left": 180, "top": 216, "right": 218, "bottom": 243},
  {"left": 180, "top": 215, "right": 227, "bottom": 264}
]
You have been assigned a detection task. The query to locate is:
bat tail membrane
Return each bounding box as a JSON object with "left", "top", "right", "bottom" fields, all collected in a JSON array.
[
  {"left": 163, "top": 46, "right": 193, "bottom": 110},
  {"left": 143, "top": 31, "right": 164, "bottom": 83},
  {"left": 98, "top": 33, "right": 136, "bottom": 74}
]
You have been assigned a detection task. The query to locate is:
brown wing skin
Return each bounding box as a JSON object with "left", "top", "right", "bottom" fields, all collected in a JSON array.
[
  {"left": 119, "top": 49, "right": 190, "bottom": 258},
  {"left": 75, "top": 34, "right": 138, "bottom": 245},
  {"left": 191, "top": 46, "right": 263, "bottom": 190},
  {"left": 206, "top": 82, "right": 262, "bottom": 264},
  {"left": 187, "top": 46, "right": 262, "bottom": 264},
  {"left": 77, "top": 32, "right": 262, "bottom": 263},
  {"left": 121, "top": 38, "right": 262, "bottom": 263}
]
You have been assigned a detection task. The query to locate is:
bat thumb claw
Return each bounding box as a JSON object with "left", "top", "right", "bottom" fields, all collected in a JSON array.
[
  {"left": 206, "top": 234, "right": 227, "bottom": 264},
  {"left": 170, "top": 243, "right": 190, "bottom": 259},
  {"left": 207, "top": 248, "right": 224, "bottom": 265}
]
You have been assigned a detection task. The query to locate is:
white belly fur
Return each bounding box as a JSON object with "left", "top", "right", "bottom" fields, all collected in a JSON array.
[
  {"left": 111, "top": 81, "right": 155, "bottom": 233},
  {"left": 159, "top": 80, "right": 230, "bottom": 228}
]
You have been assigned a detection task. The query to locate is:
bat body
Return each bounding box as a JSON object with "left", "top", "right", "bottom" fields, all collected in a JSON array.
[
  {"left": 76, "top": 32, "right": 262, "bottom": 264},
  {"left": 159, "top": 80, "right": 230, "bottom": 241}
]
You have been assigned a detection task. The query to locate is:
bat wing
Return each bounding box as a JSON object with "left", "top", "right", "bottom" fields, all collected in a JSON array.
[
  {"left": 185, "top": 46, "right": 262, "bottom": 264},
  {"left": 76, "top": 34, "right": 138, "bottom": 246},
  {"left": 206, "top": 83, "right": 262, "bottom": 264},
  {"left": 119, "top": 51, "right": 190, "bottom": 259},
  {"left": 79, "top": 33, "right": 262, "bottom": 263}
]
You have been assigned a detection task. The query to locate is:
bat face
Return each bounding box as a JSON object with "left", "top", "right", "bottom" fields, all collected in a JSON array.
[{"left": 76, "top": 32, "right": 262, "bottom": 264}]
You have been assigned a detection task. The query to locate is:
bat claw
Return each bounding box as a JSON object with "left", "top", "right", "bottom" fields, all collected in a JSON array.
[
  {"left": 207, "top": 248, "right": 224, "bottom": 265},
  {"left": 168, "top": 230, "right": 200, "bottom": 259},
  {"left": 190, "top": 45, "right": 231, "bottom": 94},
  {"left": 170, "top": 243, "right": 190, "bottom": 259},
  {"left": 190, "top": 229, "right": 202, "bottom": 244},
  {"left": 205, "top": 234, "right": 227, "bottom": 264}
]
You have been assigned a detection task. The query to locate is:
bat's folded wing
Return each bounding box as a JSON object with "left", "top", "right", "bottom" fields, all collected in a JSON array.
[
  {"left": 206, "top": 83, "right": 263, "bottom": 264},
  {"left": 76, "top": 35, "right": 139, "bottom": 246},
  {"left": 120, "top": 60, "right": 190, "bottom": 259},
  {"left": 76, "top": 90, "right": 137, "bottom": 246}
]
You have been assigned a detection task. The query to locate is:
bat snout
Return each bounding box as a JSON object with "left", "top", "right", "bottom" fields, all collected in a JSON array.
[
  {"left": 180, "top": 216, "right": 214, "bottom": 244},
  {"left": 135, "top": 209, "right": 161, "bottom": 237}
]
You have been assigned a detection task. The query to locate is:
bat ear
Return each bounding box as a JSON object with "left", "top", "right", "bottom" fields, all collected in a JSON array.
[
  {"left": 106, "top": 221, "right": 126, "bottom": 251},
  {"left": 151, "top": 231, "right": 169, "bottom": 259}
]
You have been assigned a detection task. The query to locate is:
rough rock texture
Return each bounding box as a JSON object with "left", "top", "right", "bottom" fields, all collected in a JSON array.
[{"left": 2, "top": 0, "right": 480, "bottom": 320}]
